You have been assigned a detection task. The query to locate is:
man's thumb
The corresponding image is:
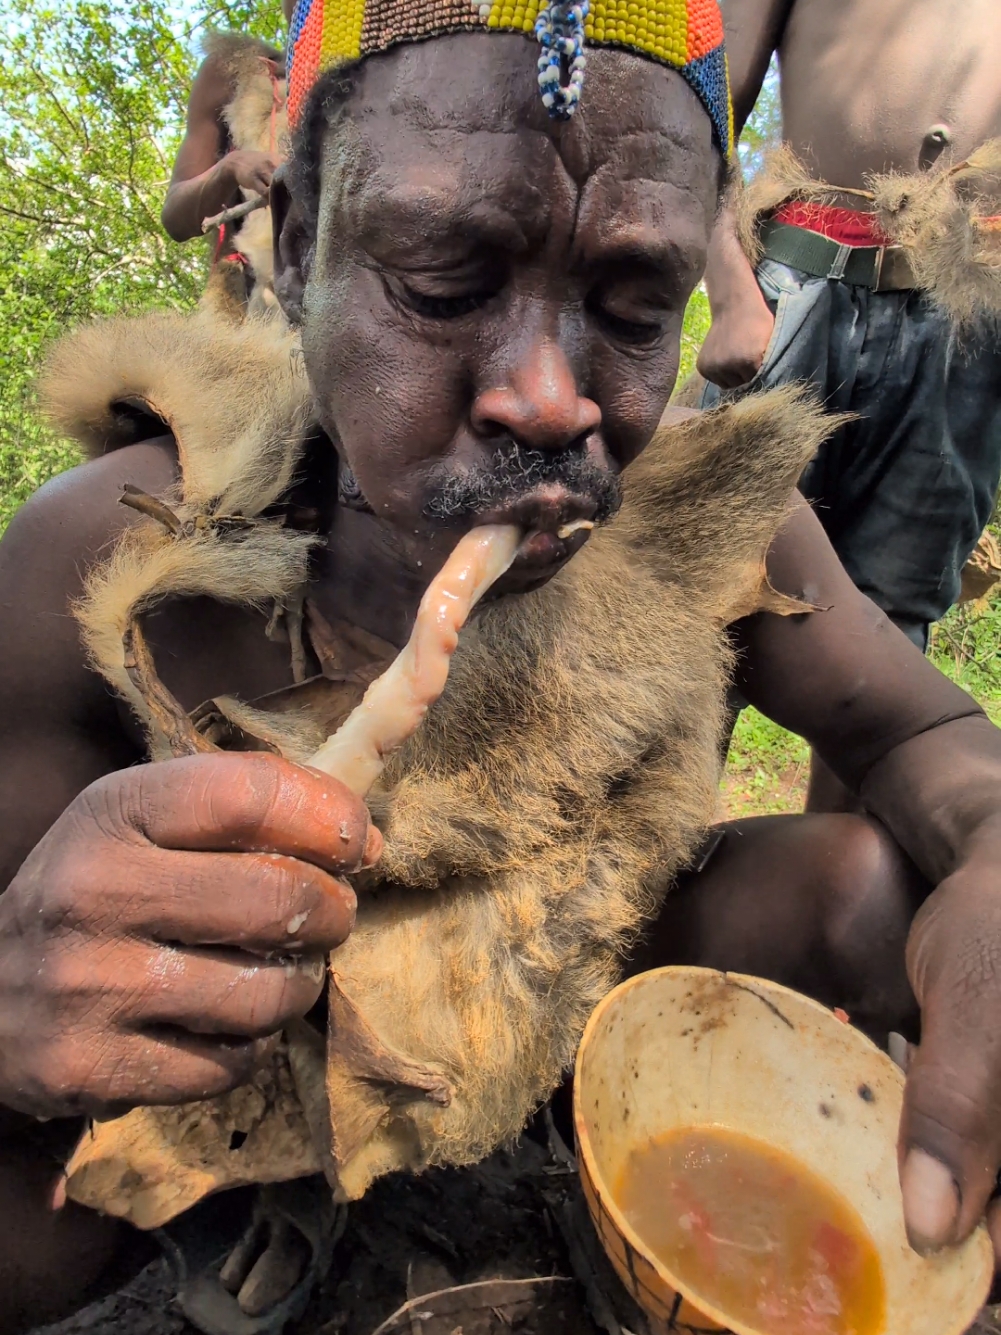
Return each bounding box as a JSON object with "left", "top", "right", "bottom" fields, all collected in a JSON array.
[
  {"left": 900, "top": 1148, "right": 960, "bottom": 1254},
  {"left": 899, "top": 1031, "right": 1001, "bottom": 1254}
]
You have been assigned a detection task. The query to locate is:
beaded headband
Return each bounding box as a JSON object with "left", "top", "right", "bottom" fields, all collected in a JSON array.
[{"left": 287, "top": 0, "right": 731, "bottom": 153}]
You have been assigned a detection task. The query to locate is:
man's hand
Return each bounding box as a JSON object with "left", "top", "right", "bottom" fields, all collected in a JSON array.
[
  {"left": 900, "top": 865, "right": 1001, "bottom": 1262},
  {"left": 223, "top": 149, "right": 279, "bottom": 198},
  {"left": 696, "top": 287, "right": 776, "bottom": 389},
  {"left": 0, "top": 753, "right": 379, "bottom": 1121}
]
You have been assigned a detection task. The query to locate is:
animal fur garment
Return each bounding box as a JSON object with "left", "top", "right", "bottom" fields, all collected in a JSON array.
[
  {"left": 42, "top": 309, "right": 830, "bottom": 1223},
  {"left": 201, "top": 32, "right": 289, "bottom": 320},
  {"left": 871, "top": 140, "right": 1001, "bottom": 329},
  {"left": 734, "top": 145, "right": 843, "bottom": 266},
  {"left": 735, "top": 142, "right": 1001, "bottom": 327}
]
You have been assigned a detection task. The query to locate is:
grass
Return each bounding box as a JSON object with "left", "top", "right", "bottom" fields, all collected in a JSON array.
[
  {"left": 722, "top": 708, "right": 811, "bottom": 818},
  {"left": 721, "top": 584, "right": 1001, "bottom": 818}
]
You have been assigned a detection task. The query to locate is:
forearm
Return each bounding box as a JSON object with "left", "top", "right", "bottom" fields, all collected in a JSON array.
[
  {"left": 697, "top": 193, "right": 776, "bottom": 387},
  {"left": 860, "top": 713, "right": 1001, "bottom": 885},
  {"left": 161, "top": 158, "right": 238, "bottom": 242},
  {"left": 703, "top": 195, "right": 765, "bottom": 319}
]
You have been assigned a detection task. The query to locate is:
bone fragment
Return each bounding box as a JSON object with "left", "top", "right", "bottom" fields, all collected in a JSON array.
[
  {"left": 309, "top": 525, "right": 521, "bottom": 795},
  {"left": 556, "top": 519, "right": 595, "bottom": 540}
]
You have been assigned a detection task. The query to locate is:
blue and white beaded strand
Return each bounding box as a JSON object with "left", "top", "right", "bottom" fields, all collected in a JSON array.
[{"left": 535, "top": 0, "right": 588, "bottom": 119}]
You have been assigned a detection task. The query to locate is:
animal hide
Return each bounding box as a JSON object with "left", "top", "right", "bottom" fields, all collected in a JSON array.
[
  {"left": 42, "top": 309, "right": 830, "bottom": 1222},
  {"left": 871, "top": 140, "right": 1001, "bottom": 329},
  {"left": 202, "top": 32, "right": 289, "bottom": 320},
  {"left": 734, "top": 145, "right": 840, "bottom": 266},
  {"left": 736, "top": 142, "right": 1001, "bottom": 327}
]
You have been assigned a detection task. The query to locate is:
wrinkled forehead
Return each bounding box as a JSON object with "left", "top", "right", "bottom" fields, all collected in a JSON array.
[{"left": 319, "top": 35, "right": 718, "bottom": 241}]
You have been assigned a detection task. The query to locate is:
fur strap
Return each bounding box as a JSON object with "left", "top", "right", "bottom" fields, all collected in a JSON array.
[{"left": 735, "top": 142, "right": 1001, "bottom": 327}]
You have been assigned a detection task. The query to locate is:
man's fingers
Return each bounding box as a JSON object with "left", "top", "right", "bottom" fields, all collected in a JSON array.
[
  {"left": 56, "top": 1032, "right": 275, "bottom": 1118},
  {"left": 901, "top": 882, "right": 1001, "bottom": 1254},
  {"left": 899, "top": 1148, "right": 961, "bottom": 1253},
  {"left": 122, "top": 848, "right": 357, "bottom": 952},
  {"left": 899, "top": 1027, "right": 1001, "bottom": 1252},
  {"left": 103, "top": 753, "right": 376, "bottom": 875},
  {"left": 126, "top": 945, "right": 327, "bottom": 1038}
]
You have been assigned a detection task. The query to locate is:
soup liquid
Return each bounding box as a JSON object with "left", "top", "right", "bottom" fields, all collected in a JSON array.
[{"left": 616, "top": 1126, "right": 886, "bottom": 1335}]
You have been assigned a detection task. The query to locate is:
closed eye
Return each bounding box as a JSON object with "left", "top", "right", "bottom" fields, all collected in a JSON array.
[
  {"left": 398, "top": 284, "right": 497, "bottom": 320},
  {"left": 585, "top": 291, "right": 667, "bottom": 346}
]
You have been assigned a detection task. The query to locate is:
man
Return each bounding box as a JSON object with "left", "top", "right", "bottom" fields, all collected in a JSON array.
[
  {"left": 2, "top": 3, "right": 1001, "bottom": 1332},
  {"left": 162, "top": 0, "right": 297, "bottom": 315},
  {"left": 698, "top": 0, "right": 1001, "bottom": 650}
]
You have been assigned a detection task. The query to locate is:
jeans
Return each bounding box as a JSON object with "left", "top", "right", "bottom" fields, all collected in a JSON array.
[{"left": 701, "top": 259, "right": 1001, "bottom": 646}]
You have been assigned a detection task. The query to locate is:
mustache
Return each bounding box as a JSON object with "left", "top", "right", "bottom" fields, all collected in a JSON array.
[{"left": 422, "top": 440, "right": 623, "bottom": 524}]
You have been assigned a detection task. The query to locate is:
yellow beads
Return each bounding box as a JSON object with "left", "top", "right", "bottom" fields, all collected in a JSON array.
[
  {"left": 321, "top": 0, "right": 365, "bottom": 59},
  {"left": 487, "top": 0, "right": 543, "bottom": 30},
  {"left": 508, "top": 0, "right": 690, "bottom": 65}
]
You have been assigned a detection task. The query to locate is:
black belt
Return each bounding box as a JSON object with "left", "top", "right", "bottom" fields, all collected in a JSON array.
[{"left": 758, "top": 218, "right": 916, "bottom": 291}]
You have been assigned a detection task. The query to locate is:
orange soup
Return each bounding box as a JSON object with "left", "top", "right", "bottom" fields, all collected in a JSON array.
[{"left": 616, "top": 1126, "right": 886, "bottom": 1335}]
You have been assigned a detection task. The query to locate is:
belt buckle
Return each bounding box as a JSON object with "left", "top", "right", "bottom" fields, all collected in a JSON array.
[
  {"left": 872, "top": 246, "right": 886, "bottom": 291},
  {"left": 827, "top": 242, "right": 853, "bottom": 281}
]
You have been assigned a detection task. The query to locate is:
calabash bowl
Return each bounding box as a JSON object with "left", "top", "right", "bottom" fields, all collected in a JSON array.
[{"left": 573, "top": 966, "right": 993, "bottom": 1335}]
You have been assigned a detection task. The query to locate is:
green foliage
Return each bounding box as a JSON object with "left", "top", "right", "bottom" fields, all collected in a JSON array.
[
  {"left": 678, "top": 285, "right": 710, "bottom": 390},
  {"left": 723, "top": 706, "right": 809, "bottom": 816},
  {"left": 738, "top": 55, "right": 781, "bottom": 178},
  {"left": 931, "top": 593, "right": 1001, "bottom": 721},
  {"left": 0, "top": 0, "right": 284, "bottom": 528}
]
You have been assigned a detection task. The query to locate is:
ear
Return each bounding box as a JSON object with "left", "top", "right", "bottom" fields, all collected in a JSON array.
[{"left": 272, "top": 166, "right": 312, "bottom": 327}]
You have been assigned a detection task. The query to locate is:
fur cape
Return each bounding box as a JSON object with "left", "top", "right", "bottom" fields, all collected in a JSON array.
[
  {"left": 39, "top": 308, "right": 829, "bottom": 1225},
  {"left": 736, "top": 142, "right": 1001, "bottom": 329},
  {"left": 201, "top": 32, "right": 289, "bottom": 321}
]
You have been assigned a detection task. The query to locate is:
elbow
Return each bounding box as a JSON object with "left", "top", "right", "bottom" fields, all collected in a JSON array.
[
  {"left": 161, "top": 207, "right": 190, "bottom": 243},
  {"left": 161, "top": 192, "right": 199, "bottom": 243}
]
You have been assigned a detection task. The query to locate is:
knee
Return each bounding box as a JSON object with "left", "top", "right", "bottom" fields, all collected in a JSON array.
[
  {"left": 816, "top": 815, "right": 925, "bottom": 966},
  {"left": 0, "top": 1129, "right": 123, "bottom": 1332}
]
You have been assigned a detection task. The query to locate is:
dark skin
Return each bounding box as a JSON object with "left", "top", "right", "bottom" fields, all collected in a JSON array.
[
  {"left": 699, "top": 0, "right": 1001, "bottom": 388},
  {"left": 161, "top": 0, "right": 296, "bottom": 243},
  {"left": 3, "top": 34, "right": 1001, "bottom": 1328}
]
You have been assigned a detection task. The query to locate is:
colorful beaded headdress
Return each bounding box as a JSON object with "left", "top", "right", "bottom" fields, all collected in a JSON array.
[{"left": 287, "top": 0, "right": 731, "bottom": 153}]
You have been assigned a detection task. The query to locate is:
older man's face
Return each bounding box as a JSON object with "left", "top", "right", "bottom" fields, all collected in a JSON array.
[{"left": 291, "top": 34, "right": 717, "bottom": 583}]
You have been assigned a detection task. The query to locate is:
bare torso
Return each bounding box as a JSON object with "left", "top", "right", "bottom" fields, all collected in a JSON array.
[{"left": 777, "top": 0, "right": 1001, "bottom": 186}]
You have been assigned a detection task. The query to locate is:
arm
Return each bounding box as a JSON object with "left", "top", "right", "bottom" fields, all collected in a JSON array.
[
  {"left": 0, "top": 445, "right": 370, "bottom": 1123},
  {"left": 161, "top": 53, "right": 277, "bottom": 243},
  {"left": 733, "top": 498, "right": 1001, "bottom": 1255},
  {"left": 697, "top": 0, "right": 794, "bottom": 388}
]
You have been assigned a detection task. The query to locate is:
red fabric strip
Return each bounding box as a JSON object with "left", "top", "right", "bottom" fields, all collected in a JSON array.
[{"left": 773, "top": 201, "right": 890, "bottom": 247}]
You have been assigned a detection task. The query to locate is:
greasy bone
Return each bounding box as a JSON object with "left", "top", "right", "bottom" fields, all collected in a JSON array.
[{"left": 309, "top": 524, "right": 522, "bottom": 795}]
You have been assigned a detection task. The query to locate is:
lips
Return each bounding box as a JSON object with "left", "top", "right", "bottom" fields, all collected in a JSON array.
[
  {"left": 477, "top": 483, "right": 597, "bottom": 538},
  {"left": 478, "top": 490, "right": 598, "bottom": 581}
]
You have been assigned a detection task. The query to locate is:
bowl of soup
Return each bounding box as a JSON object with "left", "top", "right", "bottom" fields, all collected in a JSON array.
[{"left": 573, "top": 966, "right": 993, "bottom": 1335}]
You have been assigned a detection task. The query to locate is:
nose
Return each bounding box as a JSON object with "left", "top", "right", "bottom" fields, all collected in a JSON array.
[{"left": 471, "top": 338, "right": 601, "bottom": 452}]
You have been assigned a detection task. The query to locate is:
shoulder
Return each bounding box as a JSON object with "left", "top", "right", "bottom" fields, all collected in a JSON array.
[
  {"left": 1, "top": 438, "right": 178, "bottom": 580},
  {"left": 194, "top": 34, "right": 283, "bottom": 99},
  {"left": 657, "top": 403, "right": 700, "bottom": 429},
  {"left": 185, "top": 47, "right": 242, "bottom": 119},
  {"left": 0, "top": 440, "right": 179, "bottom": 886},
  {"left": 0, "top": 439, "right": 179, "bottom": 712}
]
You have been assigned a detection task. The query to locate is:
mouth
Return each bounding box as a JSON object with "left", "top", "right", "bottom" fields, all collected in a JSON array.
[{"left": 475, "top": 486, "right": 600, "bottom": 572}]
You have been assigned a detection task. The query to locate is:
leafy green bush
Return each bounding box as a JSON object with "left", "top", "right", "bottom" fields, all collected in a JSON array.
[
  {"left": 931, "top": 585, "right": 1001, "bottom": 720},
  {"left": 0, "top": 0, "right": 284, "bottom": 529}
]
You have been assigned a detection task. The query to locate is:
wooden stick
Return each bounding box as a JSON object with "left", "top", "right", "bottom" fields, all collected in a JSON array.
[
  {"left": 201, "top": 193, "right": 267, "bottom": 234},
  {"left": 119, "top": 484, "right": 183, "bottom": 536}
]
